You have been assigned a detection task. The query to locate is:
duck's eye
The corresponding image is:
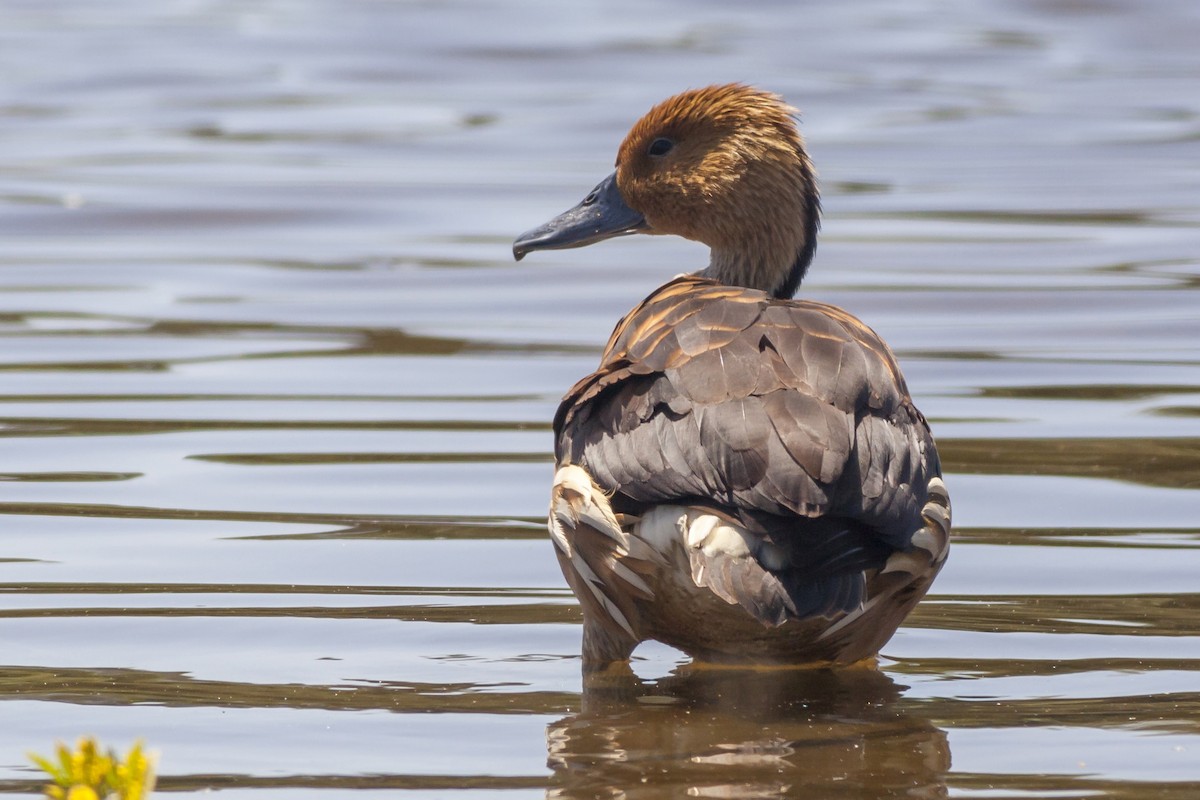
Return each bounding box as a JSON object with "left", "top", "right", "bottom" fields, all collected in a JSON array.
[{"left": 647, "top": 137, "right": 674, "bottom": 157}]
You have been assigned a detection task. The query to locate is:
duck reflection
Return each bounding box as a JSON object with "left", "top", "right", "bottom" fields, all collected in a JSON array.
[{"left": 546, "top": 665, "right": 949, "bottom": 799}]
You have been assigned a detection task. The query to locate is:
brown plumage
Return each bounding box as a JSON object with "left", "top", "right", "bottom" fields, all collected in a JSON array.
[{"left": 514, "top": 85, "right": 950, "bottom": 670}]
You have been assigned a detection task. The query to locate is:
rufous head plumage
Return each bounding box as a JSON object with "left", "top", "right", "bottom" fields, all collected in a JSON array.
[{"left": 514, "top": 84, "right": 821, "bottom": 298}]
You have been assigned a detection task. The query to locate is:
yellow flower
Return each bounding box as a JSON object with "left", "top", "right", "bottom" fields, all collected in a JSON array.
[{"left": 29, "top": 737, "right": 156, "bottom": 800}]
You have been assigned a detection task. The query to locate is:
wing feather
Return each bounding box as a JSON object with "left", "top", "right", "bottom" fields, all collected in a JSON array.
[{"left": 555, "top": 275, "right": 942, "bottom": 624}]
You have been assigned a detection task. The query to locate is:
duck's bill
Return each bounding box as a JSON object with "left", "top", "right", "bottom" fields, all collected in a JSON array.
[{"left": 513, "top": 172, "right": 648, "bottom": 261}]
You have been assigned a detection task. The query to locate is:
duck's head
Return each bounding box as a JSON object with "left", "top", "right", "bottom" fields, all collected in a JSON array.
[{"left": 513, "top": 84, "right": 820, "bottom": 299}]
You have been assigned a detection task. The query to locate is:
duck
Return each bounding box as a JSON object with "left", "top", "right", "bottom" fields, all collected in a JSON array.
[{"left": 513, "top": 84, "right": 950, "bottom": 671}]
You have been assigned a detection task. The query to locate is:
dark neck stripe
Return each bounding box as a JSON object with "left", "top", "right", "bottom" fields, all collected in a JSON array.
[{"left": 773, "top": 190, "right": 821, "bottom": 299}]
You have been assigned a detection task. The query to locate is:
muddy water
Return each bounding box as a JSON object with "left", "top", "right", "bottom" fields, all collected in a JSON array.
[{"left": 1, "top": 0, "right": 1199, "bottom": 797}]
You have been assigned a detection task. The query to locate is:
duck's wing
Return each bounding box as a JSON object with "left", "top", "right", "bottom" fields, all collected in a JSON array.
[{"left": 554, "top": 275, "right": 946, "bottom": 621}]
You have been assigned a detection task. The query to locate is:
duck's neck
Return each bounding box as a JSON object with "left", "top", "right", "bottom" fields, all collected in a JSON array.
[
  {"left": 700, "top": 217, "right": 819, "bottom": 300},
  {"left": 696, "top": 179, "right": 821, "bottom": 299},
  {"left": 701, "top": 250, "right": 787, "bottom": 297}
]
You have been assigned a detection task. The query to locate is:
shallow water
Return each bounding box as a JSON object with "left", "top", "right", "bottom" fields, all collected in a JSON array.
[{"left": 1, "top": 0, "right": 1199, "bottom": 797}]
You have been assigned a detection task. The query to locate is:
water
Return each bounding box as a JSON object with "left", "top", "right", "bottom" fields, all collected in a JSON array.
[{"left": 1, "top": 0, "right": 1199, "bottom": 797}]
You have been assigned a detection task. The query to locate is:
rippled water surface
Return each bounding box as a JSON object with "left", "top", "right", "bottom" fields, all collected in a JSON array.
[{"left": 2, "top": 1, "right": 1199, "bottom": 797}]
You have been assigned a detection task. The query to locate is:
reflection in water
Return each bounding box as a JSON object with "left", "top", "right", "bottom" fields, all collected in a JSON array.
[
  {"left": 547, "top": 666, "right": 949, "bottom": 799},
  {"left": 940, "top": 437, "right": 1200, "bottom": 490}
]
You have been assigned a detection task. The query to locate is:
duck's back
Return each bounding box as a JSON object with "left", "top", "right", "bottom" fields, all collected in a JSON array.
[{"left": 550, "top": 275, "right": 950, "bottom": 664}]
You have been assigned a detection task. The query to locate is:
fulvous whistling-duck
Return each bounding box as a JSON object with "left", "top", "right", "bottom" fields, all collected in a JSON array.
[{"left": 513, "top": 85, "right": 950, "bottom": 671}]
